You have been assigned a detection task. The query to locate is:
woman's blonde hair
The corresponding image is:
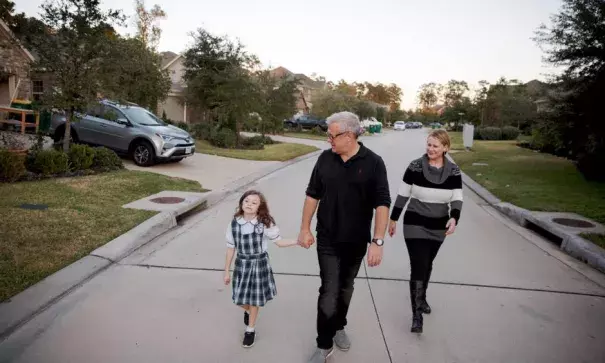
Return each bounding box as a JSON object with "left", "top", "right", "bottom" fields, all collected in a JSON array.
[{"left": 428, "top": 129, "right": 451, "bottom": 150}]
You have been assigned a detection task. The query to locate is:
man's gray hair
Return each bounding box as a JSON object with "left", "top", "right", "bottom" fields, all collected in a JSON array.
[{"left": 326, "top": 111, "right": 362, "bottom": 137}]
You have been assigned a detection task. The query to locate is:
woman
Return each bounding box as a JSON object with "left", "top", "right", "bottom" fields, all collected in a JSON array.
[{"left": 388, "top": 129, "right": 463, "bottom": 334}]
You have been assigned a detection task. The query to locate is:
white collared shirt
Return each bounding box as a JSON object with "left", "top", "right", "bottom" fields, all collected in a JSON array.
[{"left": 226, "top": 217, "right": 282, "bottom": 251}]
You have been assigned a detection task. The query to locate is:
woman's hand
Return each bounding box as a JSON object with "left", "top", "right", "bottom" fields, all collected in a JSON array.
[
  {"left": 388, "top": 220, "right": 397, "bottom": 237},
  {"left": 445, "top": 218, "right": 457, "bottom": 235},
  {"left": 223, "top": 270, "right": 231, "bottom": 285}
]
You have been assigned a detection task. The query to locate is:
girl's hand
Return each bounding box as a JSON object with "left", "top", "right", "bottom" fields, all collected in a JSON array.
[
  {"left": 223, "top": 271, "right": 231, "bottom": 285},
  {"left": 388, "top": 220, "right": 397, "bottom": 237},
  {"left": 445, "top": 218, "right": 457, "bottom": 235}
]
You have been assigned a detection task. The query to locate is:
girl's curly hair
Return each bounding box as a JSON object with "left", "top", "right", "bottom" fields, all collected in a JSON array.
[{"left": 234, "top": 190, "right": 276, "bottom": 228}]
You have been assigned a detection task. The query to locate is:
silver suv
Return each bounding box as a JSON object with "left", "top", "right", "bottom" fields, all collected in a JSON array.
[{"left": 50, "top": 100, "right": 195, "bottom": 166}]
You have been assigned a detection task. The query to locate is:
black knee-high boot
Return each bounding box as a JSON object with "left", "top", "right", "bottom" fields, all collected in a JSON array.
[
  {"left": 410, "top": 280, "right": 424, "bottom": 333},
  {"left": 420, "top": 270, "right": 432, "bottom": 314}
]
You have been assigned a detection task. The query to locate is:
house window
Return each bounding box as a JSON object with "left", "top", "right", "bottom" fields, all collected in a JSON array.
[{"left": 32, "top": 80, "right": 44, "bottom": 101}]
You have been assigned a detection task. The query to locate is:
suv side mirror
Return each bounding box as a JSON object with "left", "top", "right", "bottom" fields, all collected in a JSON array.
[{"left": 116, "top": 118, "right": 129, "bottom": 126}]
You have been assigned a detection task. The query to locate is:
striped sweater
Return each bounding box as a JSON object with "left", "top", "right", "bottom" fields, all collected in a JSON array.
[{"left": 390, "top": 155, "right": 463, "bottom": 242}]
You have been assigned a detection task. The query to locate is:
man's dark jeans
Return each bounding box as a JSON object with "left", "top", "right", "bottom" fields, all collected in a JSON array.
[{"left": 316, "top": 240, "right": 367, "bottom": 349}]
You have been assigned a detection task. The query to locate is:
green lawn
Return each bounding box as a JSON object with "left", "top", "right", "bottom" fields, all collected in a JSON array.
[
  {"left": 452, "top": 139, "right": 605, "bottom": 225},
  {"left": 449, "top": 131, "right": 465, "bottom": 150},
  {"left": 581, "top": 233, "right": 605, "bottom": 249},
  {"left": 283, "top": 131, "right": 327, "bottom": 141},
  {"left": 0, "top": 171, "right": 205, "bottom": 302},
  {"left": 196, "top": 139, "right": 319, "bottom": 161}
]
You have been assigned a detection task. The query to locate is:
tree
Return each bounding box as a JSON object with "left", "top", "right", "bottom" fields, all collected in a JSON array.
[
  {"left": 353, "top": 99, "right": 377, "bottom": 120},
  {"left": 364, "top": 82, "right": 391, "bottom": 105},
  {"left": 483, "top": 77, "right": 537, "bottom": 129},
  {"left": 535, "top": 0, "right": 605, "bottom": 79},
  {"left": 0, "top": 0, "right": 46, "bottom": 46},
  {"left": 255, "top": 70, "right": 299, "bottom": 135},
  {"left": 183, "top": 28, "right": 259, "bottom": 146},
  {"left": 417, "top": 82, "right": 442, "bottom": 110},
  {"left": 386, "top": 83, "right": 403, "bottom": 111},
  {"left": 389, "top": 109, "right": 407, "bottom": 122},
  {"left": 102, "top": 37, "right": 171, "bottom": 110},
  {"left": 310, "top": 88, "right": 356, "bottom": 119},
  {"left": 443, "top": 80, "right": 469, "bottom": 107},
  {"left": 334, "top": 80, "right": 357, "bottom": 96},
  {"left": 534, "top": 0, "right": 605, "bottom": 180},
  {"left": 29, "top": 0, "right": 125, "bottom": 152},
  {"left": 474, "top": 80, "right": 490, "bottom": 125},
  {"left": 133, "top": 0, "right": 166, "bottom": 50}
]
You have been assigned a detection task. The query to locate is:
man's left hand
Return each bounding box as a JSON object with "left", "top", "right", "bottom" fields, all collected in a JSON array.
[{"left": 367, "top": 243, "right": 383, "bottom": 267}]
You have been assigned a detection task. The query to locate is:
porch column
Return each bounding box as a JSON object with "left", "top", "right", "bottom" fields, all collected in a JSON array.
[{"left": 183, "top": 101, "right": 187, "bottom": 123}]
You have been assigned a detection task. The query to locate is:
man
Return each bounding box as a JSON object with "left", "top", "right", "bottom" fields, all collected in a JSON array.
[{"left": 298, "top": 111, "right": 391, "bottom": 363}]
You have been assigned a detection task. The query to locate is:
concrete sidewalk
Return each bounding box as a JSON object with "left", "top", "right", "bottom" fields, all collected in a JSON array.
[
  {"left": 1, "top": 130, "right": 604, "bottom": 363},
  {"left": 124, "top": 153, "right": 279, "bottom": 190}
]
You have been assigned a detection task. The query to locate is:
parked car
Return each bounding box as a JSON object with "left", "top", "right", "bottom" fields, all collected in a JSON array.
[
  {"left": 50, "top": 100, "right": 196, "bottom": 166},
  {"left": 393, "top": 121, "right": 406, "bottom": 131},
  {"left": 284, "top": 115, "right": 327, "bottom": 131},
  {"left": 429, "top": 122, "right": 442, "bottom": 129},
  {"left": 405, "top": 121, "right": 421, "bottom": 129}
]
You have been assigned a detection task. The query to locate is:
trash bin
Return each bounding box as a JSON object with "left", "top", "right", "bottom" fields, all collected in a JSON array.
[{"left": 39, "top": 110, "right": 51, "bottom": 133}]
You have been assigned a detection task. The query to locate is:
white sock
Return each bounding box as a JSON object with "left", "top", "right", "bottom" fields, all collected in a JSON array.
[{"left": 246, "top": 326, "right": 255, "bottom": 333}]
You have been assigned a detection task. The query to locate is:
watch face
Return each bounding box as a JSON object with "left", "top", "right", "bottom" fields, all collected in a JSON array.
[{"left": 374, "top": 239, "right": 384, "bottom": 246}]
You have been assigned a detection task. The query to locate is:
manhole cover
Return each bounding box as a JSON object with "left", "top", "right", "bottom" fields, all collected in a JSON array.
[
  {"left": 552, "top": 217, "right": 595, "bottom": 228},
  {"left": 150, "top": 197, "right": 185, "bottom": 204}
]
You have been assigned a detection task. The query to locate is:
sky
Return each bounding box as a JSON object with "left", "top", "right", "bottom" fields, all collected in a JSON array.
[{"left": 16, "top": 0, "right": 563, "bottom": 109}]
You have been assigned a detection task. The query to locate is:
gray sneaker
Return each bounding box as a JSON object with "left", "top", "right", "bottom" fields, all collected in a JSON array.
[
  {"left": 309, "top": 347, "right": 334, "bottom": 363},
  {"left": 334, "top": 329, "right": 351, "bottom": 351}
]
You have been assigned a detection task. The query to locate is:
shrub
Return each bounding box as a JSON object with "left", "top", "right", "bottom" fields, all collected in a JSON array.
[
  {"left": 68, "top": 144, "right": 95, "bottom": 171},
  {"left": 576, "top": 150, "right": 605, "bottom": 182},
  {"left": 191, "top": 123, "right": 212, "bottom": 141},
  {"left": 448, "top": 124, "right": 464, "bottom": 132},
  {"left": 501, "top": 126, "right": 520, "bottom": 140},
  {"left": 28, "top": 149, "right": 69, "bottom": 176},
  {"left": 210, "top": 128, "right": 237, "bottom": 148},
  {"left": 241, "top": 135, "right": 276, "bottom": 150},
  {"left": 473, "top": 126, "right": 483, "bottom": 140},
  {"left": 0, "top": 149, "right": 26, "bottom": 182},
  {"left": 92, "top": 147, "right": 123, "bottom": 171},
  {"left": 530, "top": 124, "right": 568, "bottom": 157},
  {"left": 175, "top": 121, "right": 189, "bottom": 131},
  {"left": 479, "top": 127, "right": 502, "bottom": 141},
  {"left": 262, "top": 135, "right": 276, "bottom": 145},
  {"left": 311, "top": 127, "right": 325, "bottom": 136}
]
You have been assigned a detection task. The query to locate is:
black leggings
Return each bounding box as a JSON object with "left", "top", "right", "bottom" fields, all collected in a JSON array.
[{"left": 405, "top": 238, "right": 443, "bottom": 283}]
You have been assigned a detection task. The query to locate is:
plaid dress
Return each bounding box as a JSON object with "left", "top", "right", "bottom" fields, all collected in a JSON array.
[{"left": 231, "top": 219, "right": 277, "bottom": 307}]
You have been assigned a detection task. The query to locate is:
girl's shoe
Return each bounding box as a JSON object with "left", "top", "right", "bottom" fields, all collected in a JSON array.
[{"left": 243, "top": 331, "right": 255, "bottom": 348}]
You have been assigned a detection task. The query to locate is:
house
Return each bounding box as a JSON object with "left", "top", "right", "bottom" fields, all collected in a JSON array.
[
  {"left": 0, "top": 19, "right": 35, "bottom": 105},
  {"left": 269, "top": 66, "right": 325, "bottom": 114},
  {"left": 157, "top": 51, "right": 190, "bottom": 123}
]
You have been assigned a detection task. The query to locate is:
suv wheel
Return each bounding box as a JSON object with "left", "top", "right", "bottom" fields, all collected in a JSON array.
[{"left": 132, "top": 141, "right": 155, "bottom": 167}]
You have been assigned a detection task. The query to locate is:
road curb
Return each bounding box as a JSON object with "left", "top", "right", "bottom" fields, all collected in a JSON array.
[
  {"left": 458, "top": 168, "right": 605, "bottom": 274},
  {"left": 0, "top": 148, "right": 323, "bottom": 341}
]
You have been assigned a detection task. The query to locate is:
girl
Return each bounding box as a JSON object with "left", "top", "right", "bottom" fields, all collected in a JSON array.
[{"left": 223, "top": 190, "right": 299, "bottom": 348}]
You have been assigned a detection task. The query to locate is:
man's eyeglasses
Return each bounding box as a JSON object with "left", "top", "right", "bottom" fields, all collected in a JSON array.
[{"left": 327, "top": 131, "right": 348, "bottom": 141}]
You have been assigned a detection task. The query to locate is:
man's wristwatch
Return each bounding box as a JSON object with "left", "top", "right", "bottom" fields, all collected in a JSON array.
[{"left": 371, "top": 238, "right": 384, "bottom": 246}]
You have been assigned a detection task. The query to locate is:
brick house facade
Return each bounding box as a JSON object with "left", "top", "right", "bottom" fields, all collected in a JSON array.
[{"left": 0, "top": 19, "right": 35, "bottom": 104}]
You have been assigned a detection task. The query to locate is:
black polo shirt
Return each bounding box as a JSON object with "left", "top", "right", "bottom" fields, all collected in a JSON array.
[{"left": 306, "top": 143, "right": 391, "bottom": 244}]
